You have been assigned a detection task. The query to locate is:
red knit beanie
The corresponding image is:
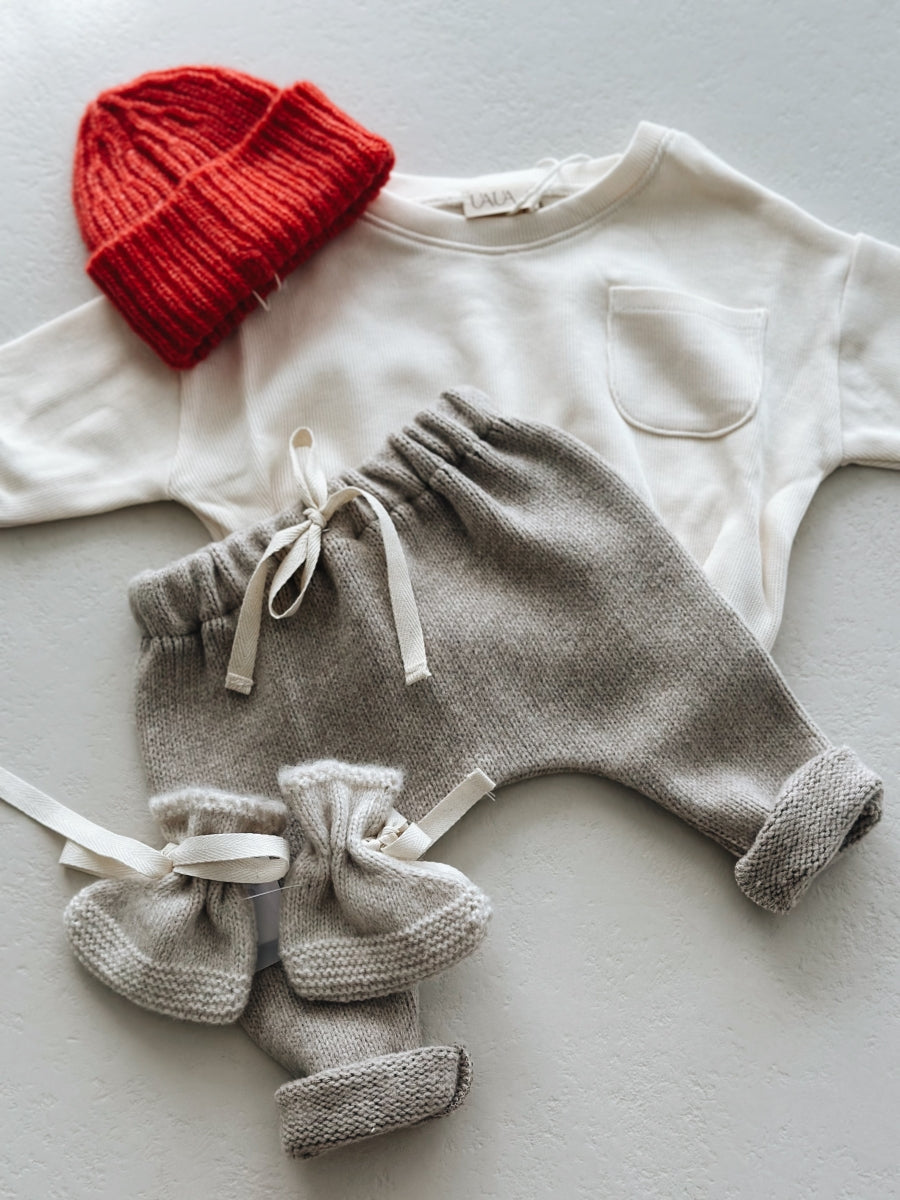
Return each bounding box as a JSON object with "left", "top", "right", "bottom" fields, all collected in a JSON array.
[{"left": 73, "top": 66, "right": 395, "bottom": 369}]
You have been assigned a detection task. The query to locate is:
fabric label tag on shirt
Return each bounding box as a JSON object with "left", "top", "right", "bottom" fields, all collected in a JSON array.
[{"left": 462, "top": 179, "right": 532, "bottom": 218}]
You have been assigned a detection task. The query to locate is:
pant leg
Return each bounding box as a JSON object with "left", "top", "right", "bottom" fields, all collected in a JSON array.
[
  {"left": 241, "top": 965, "right": 472, "bottom": 1158},
  {"left": 394, "top": 395, "right": 882, "bottom": 912}
]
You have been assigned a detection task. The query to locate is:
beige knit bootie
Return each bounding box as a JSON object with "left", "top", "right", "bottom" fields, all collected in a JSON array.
[
  {"left": 64, "top": 787, "right": 287, "bottom": 1023},
  {"left": 241, "top": 963, "right": 472, "bottom": 1159},
  {"left": 276, "top": 760, "right": 492, "bottom": 1001}
]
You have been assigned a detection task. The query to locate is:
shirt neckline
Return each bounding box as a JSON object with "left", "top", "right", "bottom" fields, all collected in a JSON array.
[{"left": 363, "top": 121, "right": 670, "bottom": 252}]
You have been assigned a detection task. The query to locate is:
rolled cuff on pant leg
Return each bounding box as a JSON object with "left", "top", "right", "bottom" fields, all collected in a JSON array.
[
  {"left": 734, "top": 746, "right": 883, "bottom": 914},
  {"left": 276, "top": 1044, "right": 473, "bottom": 1158}
]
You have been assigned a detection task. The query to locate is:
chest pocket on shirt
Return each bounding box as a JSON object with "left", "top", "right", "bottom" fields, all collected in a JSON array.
[{"left": 607, "top": 286, "right": 767, "bottom": 438}]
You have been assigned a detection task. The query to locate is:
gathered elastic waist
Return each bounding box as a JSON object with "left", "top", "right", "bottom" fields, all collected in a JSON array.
[{"left": 129, "top": 388, "right": 497, "bottom": 638}]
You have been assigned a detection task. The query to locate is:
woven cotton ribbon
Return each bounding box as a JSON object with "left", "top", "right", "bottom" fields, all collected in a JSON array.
[
  {"left": 0, "top": 765, "right": 289, "bottom": 883},
  {"left": 225, "top": 427, "right": 431, "bottom": 695},
  {"left": 371, "top": 770, "right": 496, "bottom": 861}
]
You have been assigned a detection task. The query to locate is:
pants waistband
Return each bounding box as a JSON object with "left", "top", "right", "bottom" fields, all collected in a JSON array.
[{"left": 129, "top": 388, "right": 496, "bottom": 638}]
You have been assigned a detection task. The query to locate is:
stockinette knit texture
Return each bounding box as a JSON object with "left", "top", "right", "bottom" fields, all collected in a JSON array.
[
  {"left": 64, "top": 787, "right": 287, "bottom": 1023},
  {"left": 241, "top": 963, "right": 472, "bottom": 1159},
  {"left": 129, "top": 389, "right": 883, "bottom": 919},
  {"left": 72, "top": 65, "right": 394, "bottom": 368},
  {"left": 277, "top": 760, "right": 491, "bottom": 1001}
]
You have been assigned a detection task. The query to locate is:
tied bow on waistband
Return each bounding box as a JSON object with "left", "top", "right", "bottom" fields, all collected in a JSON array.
[{"left": 225, "top": 427, "right": 431, "bottom": 695}]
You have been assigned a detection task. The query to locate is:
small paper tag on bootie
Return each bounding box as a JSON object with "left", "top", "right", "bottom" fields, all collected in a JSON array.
[{"left": 246, "top": 882, "right": 282, "bottom": 971}]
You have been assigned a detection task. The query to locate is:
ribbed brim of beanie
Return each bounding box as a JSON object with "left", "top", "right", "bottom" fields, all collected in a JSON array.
[{"left": 73, "top": 67, "right": 395, "bottom": 369}]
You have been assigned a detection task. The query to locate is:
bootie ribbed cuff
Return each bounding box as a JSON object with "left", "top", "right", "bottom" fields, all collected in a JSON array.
[
  {"left": 276, "top": 1044, "right": 473, "bottom": 1158},
  {"left": 734, "top": 746, "right": 883, "bottom": 913}
]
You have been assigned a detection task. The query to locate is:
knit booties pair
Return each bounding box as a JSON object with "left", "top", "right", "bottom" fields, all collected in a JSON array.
[{"left": 64, "top": 760, "right": 491, "bottom": 1157}]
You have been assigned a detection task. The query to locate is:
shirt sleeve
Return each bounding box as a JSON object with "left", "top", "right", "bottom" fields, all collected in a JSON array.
[
  {"left": 839, "top": 232, "right": 900, "bottom": 468},
  {"left": 0, "top": 296, "right": 181, "bottom": 526}
]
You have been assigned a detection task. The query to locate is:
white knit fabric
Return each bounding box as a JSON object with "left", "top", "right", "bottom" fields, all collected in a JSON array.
[{"left": 2, "top": 121, "right": 900, "bottom": 646}]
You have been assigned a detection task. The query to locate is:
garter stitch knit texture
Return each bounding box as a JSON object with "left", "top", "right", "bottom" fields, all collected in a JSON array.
[
  {"left": 64, "top": 787, "right": 287, "bottom": 1023},
  {"left": 72, "top": 66, "right": 394, "bottom": 368},
  {"left": 276, "top": 1045, "right": 473, "bottom": 1159},
  {"left": 733, "top": 747, "right": 880, "bottom": 912}
]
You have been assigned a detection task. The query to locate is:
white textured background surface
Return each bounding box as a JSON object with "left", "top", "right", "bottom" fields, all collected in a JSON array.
[{"left": 1, "top": 4, "right": 899, "bottom": 1198}]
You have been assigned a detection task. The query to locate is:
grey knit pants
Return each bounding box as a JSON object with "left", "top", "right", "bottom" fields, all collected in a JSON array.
[{"left": 129, "top": 389, "right": 882, "bottom": 1146}]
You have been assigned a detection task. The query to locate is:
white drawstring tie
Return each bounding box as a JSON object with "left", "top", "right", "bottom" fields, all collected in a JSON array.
[
  {"left": 225, "top": 427, "right": 431, "bottom": 695},
  {"left": 0, "top": 765, "right": 290, "bottom": 883},
  {"left": 369, "top": 769, "right": 495, "bottom": 861}
]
